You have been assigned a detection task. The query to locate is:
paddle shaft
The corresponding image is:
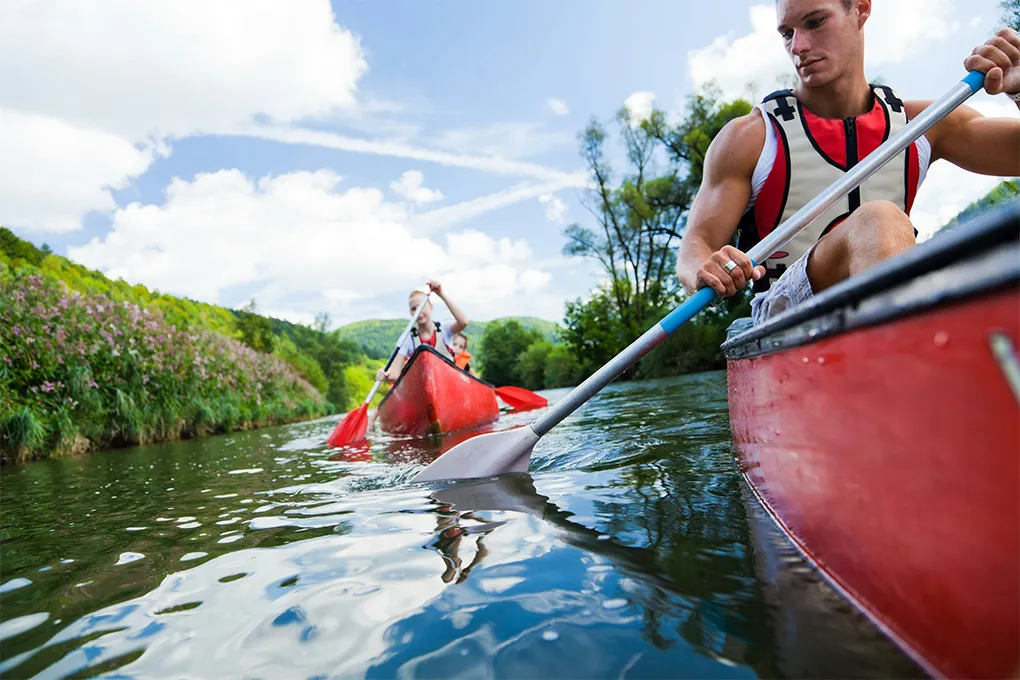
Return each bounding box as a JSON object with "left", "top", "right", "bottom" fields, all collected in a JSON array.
[
  {"left": 531, "top": 71, "right": 985, "bottom": 438},
  {"left": 362, "top": 292, "right": 432, "bottom": 406}
]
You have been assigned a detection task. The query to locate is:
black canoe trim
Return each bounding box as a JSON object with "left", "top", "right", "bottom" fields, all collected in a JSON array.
[
  {"left": 377, "top": 344, "right": 494, "bottom": 411},
  {"left": 723, "top": 202, "right": 1020, "bottom": 360}
]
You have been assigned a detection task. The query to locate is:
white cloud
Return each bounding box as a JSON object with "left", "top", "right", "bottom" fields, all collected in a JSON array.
[
  {"left": 520, "top": 269, "right": 554, "bottom": 293},
  {"left": 547, "top": 98, "right": 570, "bottom": 116},
  {"left": 67, "top": 170, "right": 558, "bottom": 324},
  {"left": 239, "top": 124, "right": 587, "bottom": 185},
  {"left": 446, "top": 230, "right": 532, "bottom": 263},
  {"left": 538, "top": 194, "right": 568, "bottom": 224},
  {"left": 0, "top": 0, "right": 365, "bottom": 141},
  {"left": 411, "top": 179, "right": 584, "bottom": 232},
  {"left": 0, "top": 0, "right": 366, "bottom": 232},
  {"left": 430, "top": 122, "right": 574, "bottom": 160},
  {"left": 0, "top": 109, "right": 160, "bottom": 232},
  {"left": 0, "top": 0, "right": 587, "bottom": 235},
  {"left": 624, "top": 92, "right": 657, "bottom": 125},
  {"left": 687, "top": 1, "right": 958, "bottom": 100},
  {"left": 912, "top": 97, "right": 1020, "bottom": 241},
  {"left": 687, "top": 6, "right": 789, "bottom": 101},
  {"left": 390, "top": 170, "right": 444, "bottom": 205}
]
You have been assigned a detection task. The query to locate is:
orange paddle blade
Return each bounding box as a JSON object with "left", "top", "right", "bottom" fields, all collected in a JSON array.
[
  {"left": 494, "top": 386, "right": 548, "bottom": 412},
  {"left": 326, "top": 405, "right": 369, "bottom": 447}
]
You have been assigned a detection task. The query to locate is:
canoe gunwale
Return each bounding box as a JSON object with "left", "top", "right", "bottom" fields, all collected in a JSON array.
[{"left": 723, "top": 202, "right": 1020, "bottom": 360}]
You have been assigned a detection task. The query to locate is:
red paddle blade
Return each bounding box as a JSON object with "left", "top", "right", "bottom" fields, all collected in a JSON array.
[
  {"left": 494, "top": 386, "right": 548, "bottom": 412},
  {"left": 326, "top": 405, "right": 369, "bottom": 447}
]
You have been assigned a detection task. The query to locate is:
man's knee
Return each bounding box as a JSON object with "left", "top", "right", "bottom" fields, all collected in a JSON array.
[
  {"left": 807, "top": 201, "right": 915, "bottom": 292},
  {"left": 850, "top": 200, "right": 915, "bottom": 245}
]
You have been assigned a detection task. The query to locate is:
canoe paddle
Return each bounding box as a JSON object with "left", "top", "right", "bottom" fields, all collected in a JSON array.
[
  {"left": 326, "top": 290, "right": 433, "bottom": 448},
  {"left": 412, "top": 70, "right": 987, "bottom": 483},
  {"left": 493, "top": 386, "right": 548, "bottom": 412}
]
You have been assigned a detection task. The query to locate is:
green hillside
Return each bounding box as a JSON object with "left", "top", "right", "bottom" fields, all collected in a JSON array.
[
  {"left": 0, "top": 227, "right": 370, "bottom": 463},
  {"left": 338, "top": 316, "right": 562, "bottom": 359}
]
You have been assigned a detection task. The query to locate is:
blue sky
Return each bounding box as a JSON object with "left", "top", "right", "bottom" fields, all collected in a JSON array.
[{"left": 1, "top": 0, "right": 1015, "bottom": 327}]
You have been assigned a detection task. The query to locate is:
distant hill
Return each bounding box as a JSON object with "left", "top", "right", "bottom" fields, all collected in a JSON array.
[{"left": 337, "top": 316, "right": 562, "bottom": 359}]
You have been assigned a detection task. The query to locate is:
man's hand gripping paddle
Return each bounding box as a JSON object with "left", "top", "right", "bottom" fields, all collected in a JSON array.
[{"left": 412, "top": 71, "right": 987, "bottom": 483}]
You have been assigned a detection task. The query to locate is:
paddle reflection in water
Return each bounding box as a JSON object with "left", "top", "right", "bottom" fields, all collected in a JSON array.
[{"left": 405, "top": 473, "right": 922, "bottom": 679}]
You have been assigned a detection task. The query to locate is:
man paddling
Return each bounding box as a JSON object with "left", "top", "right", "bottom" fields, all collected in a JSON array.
[
  {"left": 676, "top": 0, "right": 1020, "bottom": 325},
  {"left": 375, "top": 279, "right": 470, "bottom": 383}
]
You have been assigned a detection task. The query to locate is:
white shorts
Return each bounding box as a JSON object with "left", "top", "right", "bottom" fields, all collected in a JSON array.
[{"left": 750, "top": 246, "right": 816, "bottom": 326}]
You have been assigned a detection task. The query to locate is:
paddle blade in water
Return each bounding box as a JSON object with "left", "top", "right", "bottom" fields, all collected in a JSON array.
[
  {"left": 494, "top": 386, "right": 548, "bottom": 412},
  {"left": 326, "top": 405, "right": 369, "bottom": 448},
  {"left": 412, "top": 425, "right": 540, "bottom": 482}
]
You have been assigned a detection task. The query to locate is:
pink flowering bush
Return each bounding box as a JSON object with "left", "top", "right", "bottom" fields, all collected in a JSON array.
[{"left": 0, "top": 269, "right": 327, "bottom": 463}]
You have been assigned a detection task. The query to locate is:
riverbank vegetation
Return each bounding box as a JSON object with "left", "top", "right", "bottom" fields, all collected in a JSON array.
[{"left": 0, "top": 232, "right": 370, "bottom": 463}]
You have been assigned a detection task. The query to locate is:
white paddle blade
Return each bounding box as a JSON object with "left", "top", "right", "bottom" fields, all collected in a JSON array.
[{"left": 411, "top": 425, "right": 540, "bottom": 483}]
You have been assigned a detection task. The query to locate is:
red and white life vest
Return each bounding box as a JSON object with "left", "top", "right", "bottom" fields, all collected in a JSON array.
[
  {"left": 737, "top": 84, "right": 925, "bottom": 292},
  {"left": 411, "top": 321, "right": 455, "bottom": 360}
]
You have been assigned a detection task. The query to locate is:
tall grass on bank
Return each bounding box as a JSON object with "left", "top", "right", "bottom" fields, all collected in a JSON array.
[{"left": 0, "top": 269, "right": 327, "bottom": 464}]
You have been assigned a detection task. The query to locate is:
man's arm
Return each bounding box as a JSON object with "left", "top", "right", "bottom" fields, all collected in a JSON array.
[
  {"left": 912, "top": 27, "right": 1020, "bottom": 177},
  {"left": 676, "top": 113, "right": 766, "bottom": 297},
  {"left": 912, "top": 102, "right": 1020, "bottom": 176},
  {"left": 429, "top": 279, "right": 469, "bottom": 334}
]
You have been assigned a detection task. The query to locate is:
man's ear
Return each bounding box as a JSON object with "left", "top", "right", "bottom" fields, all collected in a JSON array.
[{"left": 856, "top": 0, "right": 872, "bottom": 29}]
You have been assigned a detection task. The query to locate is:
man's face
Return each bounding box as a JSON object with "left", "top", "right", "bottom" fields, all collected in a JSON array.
[
  {"left": 776, "top": 0, "right": 867, "bottom": 88},
  {"left": 409, "top": 295, "right": 432, "bottom": 324},
  {"left": 451, "top": 336, "right": 467, "bottom": 354}
]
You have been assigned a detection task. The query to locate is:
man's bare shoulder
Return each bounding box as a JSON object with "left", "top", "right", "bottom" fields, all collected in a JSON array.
[{"left": 705, "top": 110, "right": 767, "bottom": 180}]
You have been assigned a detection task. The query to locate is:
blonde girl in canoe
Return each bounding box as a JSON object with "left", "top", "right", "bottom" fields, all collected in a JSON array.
[{"left": 375, "top": 279, "right": 470, "bottom": 383}]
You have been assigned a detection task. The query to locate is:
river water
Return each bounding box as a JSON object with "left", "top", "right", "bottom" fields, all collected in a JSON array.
[{"left": 0, "top": 372, "right": 923, "bottom": 678}]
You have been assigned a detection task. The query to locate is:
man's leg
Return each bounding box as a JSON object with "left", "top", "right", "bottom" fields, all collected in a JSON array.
[{"left": 807, "top": 200, "right": 917, "bottom": 294}]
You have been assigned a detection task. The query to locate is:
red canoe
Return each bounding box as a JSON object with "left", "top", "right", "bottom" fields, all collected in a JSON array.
[
  {"left": 378, "top": 345, "right": 500, "bottom": 437},
  {"left": 723, "top": 203, "right": 1020, "bottom": 679}
]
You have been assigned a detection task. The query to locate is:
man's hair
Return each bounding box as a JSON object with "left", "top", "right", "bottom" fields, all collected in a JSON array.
[
  {"left": 452, "top": 332, "right": 468, "bottom": 347},
  {"left": 776, "top": 0, "right": 853, "bottom": 11}
]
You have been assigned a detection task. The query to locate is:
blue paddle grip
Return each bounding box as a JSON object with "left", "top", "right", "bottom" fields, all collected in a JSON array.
[
  {"left": 963, "top": 70, "right": 985, "bottom": 93},
  {"left": 660, "top": 287, "right": 718, "bottom": 335}
]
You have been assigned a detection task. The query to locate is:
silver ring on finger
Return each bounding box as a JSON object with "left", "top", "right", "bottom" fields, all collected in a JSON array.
[{"left": 723, "top": 259, "right": 739, "bottom": 274}]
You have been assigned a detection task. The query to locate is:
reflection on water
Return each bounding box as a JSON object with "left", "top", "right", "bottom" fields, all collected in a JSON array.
[{"left": 0, "top": 372, "right": 921, "bottom": 678}]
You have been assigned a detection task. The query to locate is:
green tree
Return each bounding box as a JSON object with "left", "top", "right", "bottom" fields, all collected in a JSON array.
[
  {"left": 561, "top": 90, "right": 754, "bottom": 380},
  {"left": 479, "top": 320, "right": 542, "bottom": 386},
  {"left": 313, "top": 311, "right": 331, "bottom": 333},
  {"left": 1002, "top": 0, "right": 1020, "bottom": 30},
  {"left": 644, "top": 89, "right": 753, "bottom": 193},
  {"left": 1, "top": 227, "right": 47, "bottom": 267},
  {"left": 563, "top": 109, "right": 689, "bottom": 347},
  {"left": 516, "top": 340, "right": 553, "bottom": 390},
  {"left": 543, "top": 344, "right": 582, "bottom": 388},
  {"left": 561, "top": 286, "right": 631, "bottom": 377},
  {"left": 236, "top": 298, "right": 274, "bottom": 352}
]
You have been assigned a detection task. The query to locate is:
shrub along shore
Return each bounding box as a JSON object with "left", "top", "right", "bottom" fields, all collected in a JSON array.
[{"left": 0, "top": 269, "right": 328, "bottom": 464}]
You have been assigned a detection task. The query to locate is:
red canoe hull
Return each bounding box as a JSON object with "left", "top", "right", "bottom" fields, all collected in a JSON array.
[
  {"left": 728, "top": 285, "right": 1019, "bottom": 677},
  {"left": 378, "top": 346, "right": 500, "bottom": 437}
]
